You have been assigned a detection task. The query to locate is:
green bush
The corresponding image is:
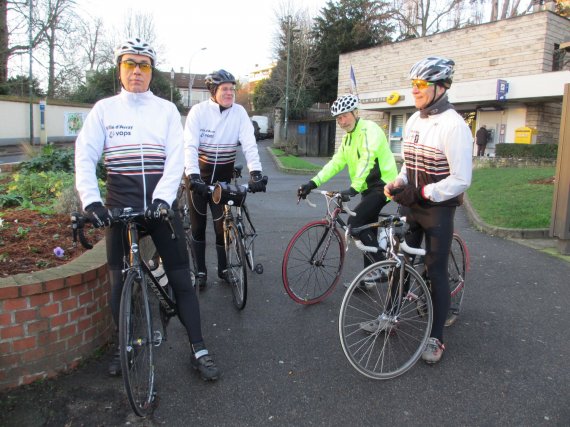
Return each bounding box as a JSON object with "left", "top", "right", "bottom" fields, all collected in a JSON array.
[
  {"left": 17, "top": 144, "right": 107, "bottom": 181},
  {"left": 495, "top": 143, "right": 558, "bottom": 159},
  {"left": 18, "top": 144, "right": 75, "bottom": 173},
  {"left": 7, "top": 171, "right": 75, "bottom": 213}
]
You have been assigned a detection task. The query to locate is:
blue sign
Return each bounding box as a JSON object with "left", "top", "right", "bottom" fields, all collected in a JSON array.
[
  {"left": 496, "top": 79, "right": 509, "bottom": 101},
  {"left": 298, "top": 125, "right": 306, "bottom": 135}
]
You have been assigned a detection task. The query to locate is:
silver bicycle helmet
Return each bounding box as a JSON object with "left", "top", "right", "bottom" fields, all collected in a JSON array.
[
  {"left": 114, "top": 37, "right": 157, "bottom": 65},
  {"left": 330, "top": 94, "right": 359, "bottom": 117},
  {"left": 205, "top": 69, "right": 236, "bottom": 95},
  {"left": 409, "top": 56, "right": 455, "bottom": 88}
]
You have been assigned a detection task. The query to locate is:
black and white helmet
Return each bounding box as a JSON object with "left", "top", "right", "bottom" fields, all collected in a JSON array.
[
  {"left": 205, "top": 69, "right": 236, "bottom": 95},
  {"left": 330, "top": 94, "right": 359, "bottom": 117},
  {"left": 409, "top": 56, "right": 455, "bottom": 88},
  {"left": 114, "top": 37, "right": 157, "bottom": 65}
]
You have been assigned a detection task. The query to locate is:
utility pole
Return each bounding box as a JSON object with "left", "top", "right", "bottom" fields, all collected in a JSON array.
[
  {"left": 28, "top": 0, "right": 34, "bottom": 145},
  {"left": 284, "top": 16, "right": 292, "bottom": 141}
]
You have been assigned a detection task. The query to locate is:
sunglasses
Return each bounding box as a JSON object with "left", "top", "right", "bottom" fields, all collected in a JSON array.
[
  {"left": 121, "top": 60, "right": 153, "bottom": 73},
  {"left": 411, "top": 79, "right": 434, "bottom": 90}
]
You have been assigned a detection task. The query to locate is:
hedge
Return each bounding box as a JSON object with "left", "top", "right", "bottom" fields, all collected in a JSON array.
[{"left": 495, "top": 143, "right": 558, "bottom": 159}]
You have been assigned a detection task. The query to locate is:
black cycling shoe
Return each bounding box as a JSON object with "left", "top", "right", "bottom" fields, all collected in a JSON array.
[
  {"left": 191, "top": 353, "right": 220, "bottom": 381},
  {"left": 196, "top": 272, "right": 207, "bottom": 290},
  {"left": 108, "top": 349, "right": 121, "bottom": 376}
]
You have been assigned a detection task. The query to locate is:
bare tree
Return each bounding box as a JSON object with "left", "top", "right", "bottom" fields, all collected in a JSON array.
[
  {"left": 123, "top": 9, "right": 156, "bottom": 43},
  {"left": 77, "top": 15, "right": 104, "bottom": 71},
  {"left": 37, "top": 0, "right": 78, "bottom": 96},
  {"left": 390, "top": 0, "right": 474, "bottom": 38},
  {"left": 1, "top": 0, "right": 46, "bottom": 86}
]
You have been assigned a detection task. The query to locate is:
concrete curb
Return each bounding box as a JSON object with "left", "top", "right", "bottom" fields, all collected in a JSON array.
[
  {"left": 265, "top": 146, "right": 321, "bottom": 175},
  {"left": 462, "top": 193, "right": 550, "bottom": 239}
]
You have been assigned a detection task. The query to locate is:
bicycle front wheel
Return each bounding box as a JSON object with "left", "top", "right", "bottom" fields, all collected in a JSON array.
[
  {"left": 226, "top": 223, "right": 247, "bottom": 310},
  {"left": 281, "top": 220, "right": 345, "bottom": 305},
  {"left": 446, "top": 233, "right": 469, "bottom": 326},
  {"left": 339, "top": 260, "right": 432, "bottom": 380},
  {"left": 119, "top": 271, "right": 155, "bottom": 417}
]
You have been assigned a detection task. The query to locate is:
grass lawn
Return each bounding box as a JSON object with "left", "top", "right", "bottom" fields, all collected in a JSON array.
[
  {"left": 269, "top": 148, "right": 322, "bottom": 172},
  {"left": 467, "top": 167, "right": 555, "bottom": 229}
]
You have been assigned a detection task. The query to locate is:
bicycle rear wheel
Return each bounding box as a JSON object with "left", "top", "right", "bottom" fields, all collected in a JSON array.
[
  {"left": 225, "top": 223, "right": 247, "bottom": 310},
  {"left": 446, "top": 233, "right": 469, "bottom": 326},
  {"left": 339, "top": 260, "right": 432, "bottom": 380},
  {"left": 119, "top": 271, "right": 155, "bottom": 417},
  {"left": 281, "top": 220, "right": 345, "bottom": 305}
]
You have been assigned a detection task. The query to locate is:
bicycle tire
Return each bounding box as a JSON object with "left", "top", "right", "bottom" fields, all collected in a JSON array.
[
  {"left": 282, "top": 220, "right": 345, "bottom": 305},
  {"left": 119, "top": 271, "right": 155, "bottom": 417},
  {"left": 446, "top": 233, "right": 469, "bottom": 325},
  {"left": 339, "top": 260, "right": 433, "bottom": 380},
  {"left": 225, "top": 222, "right": 248, "bottom": 310}
]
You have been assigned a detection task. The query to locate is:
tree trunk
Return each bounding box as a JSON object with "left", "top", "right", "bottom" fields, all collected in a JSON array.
[{"left": 0, "top": 0, "right": 8, "bottom": 84}]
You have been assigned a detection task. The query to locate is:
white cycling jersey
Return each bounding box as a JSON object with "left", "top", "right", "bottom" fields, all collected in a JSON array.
[
  {"left": 183, "top": 99, "right": 262, "bottom": 184},
  {"left": 75, "top": 89, "right": 184, "bottom": 210},
  {"left": 398, "top": 108, "right": 472, "bottom": 205}
]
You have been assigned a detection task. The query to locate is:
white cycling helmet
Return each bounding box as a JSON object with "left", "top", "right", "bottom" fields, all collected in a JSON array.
[
  {"left": 330, "top": 94, "right": 359, "bottom": 117},
  {"left": 409, "top": 56, "right": 455, "bottom": 89},
  {"left": 114, "top": 37, "right": 157, "bottom": 65}
]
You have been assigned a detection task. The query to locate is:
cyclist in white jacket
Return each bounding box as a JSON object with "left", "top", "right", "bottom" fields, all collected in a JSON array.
[
  {"left": 184, "top": 69, "right": 266, "bottom": 289},
  {"left": 384, "top": 56, "right": 472, "bottom": 364},
  {"left": 75, "top": 37, "right": 219, "bottom": 381}
]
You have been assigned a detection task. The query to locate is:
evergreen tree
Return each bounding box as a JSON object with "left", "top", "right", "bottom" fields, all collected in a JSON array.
[{"left": 312, "top": 0, "right": 394, "bottom": 103}]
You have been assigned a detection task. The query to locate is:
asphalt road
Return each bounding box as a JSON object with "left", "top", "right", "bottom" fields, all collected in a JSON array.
[{"left": 1, "top": 139, "right": 569, "bottom": 426}]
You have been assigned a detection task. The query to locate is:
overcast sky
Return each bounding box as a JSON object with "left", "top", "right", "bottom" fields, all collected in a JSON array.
[{"left": 78, "top": 0, "right": 328, "bottom": 78}]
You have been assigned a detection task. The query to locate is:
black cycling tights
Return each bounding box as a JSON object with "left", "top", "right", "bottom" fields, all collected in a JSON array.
[
  {"left": 107, "top": 214, "right": 203, "bottom": 345},
  {"left": 188, "top": 191, "right": 225, "bottom": 246},
  {"left": 347, "top": 189, "right": 390, "bottom": 267},
  {"left": 401, "top": 205, "right": 456, "bottom": 343}
]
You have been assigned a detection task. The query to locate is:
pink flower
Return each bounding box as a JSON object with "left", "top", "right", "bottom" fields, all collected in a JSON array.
[{"left": 53, "top": 247, "right": 65, "bottom": 258}]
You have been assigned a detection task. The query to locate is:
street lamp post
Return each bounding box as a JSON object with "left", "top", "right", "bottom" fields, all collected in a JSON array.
[
  {"left": 170, "top": 68, "right": 175, "bottom": 102},
  {"left": 284, "top": 16, "right": 292, "bottom": 141},
  {"left": 188, "top": 47, "right": 207, "bottom": 108}
]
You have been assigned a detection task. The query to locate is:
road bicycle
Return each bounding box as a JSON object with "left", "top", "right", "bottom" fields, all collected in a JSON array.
[
  {"left": 338, "top": 215, "right": 469, "bottom": 380},
  {"left": 201, "top": 165, "right": 267, "bottom": 310},
  {"left": 71, "top": 208, "right": 179, "bottom": 417},
  {"left": 281, "top": 190, "right": 385, "bottom": 305}
]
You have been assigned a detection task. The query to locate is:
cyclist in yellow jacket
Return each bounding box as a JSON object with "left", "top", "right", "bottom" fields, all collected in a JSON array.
[{"left": 298, "top": 94, "right": 398, "bottom": 270}]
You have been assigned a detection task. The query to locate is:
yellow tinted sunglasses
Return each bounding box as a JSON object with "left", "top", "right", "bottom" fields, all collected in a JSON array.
[
  {"left": 121, "top": 60, "right": 153, "bottom": 73},
  {"left": 411, "top": 79, "right": 434, "bottom": 90}
]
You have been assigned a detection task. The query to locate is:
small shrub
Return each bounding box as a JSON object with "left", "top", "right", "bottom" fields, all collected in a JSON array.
[{"left": 495, "top": 143, "right": 558, "bottom": 159}]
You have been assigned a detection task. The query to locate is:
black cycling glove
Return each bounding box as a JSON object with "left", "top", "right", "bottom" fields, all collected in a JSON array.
[
  {"left": 248, "top": 171, "right": 266, "bottom": 193},
  {"left": 340, "top": 187, "right": 358, "bottom": 202},
  {"left": 189, "top": 174, "right": 209, "bottom": 197},
  {"left": 297, "top": 180, "right": 317, "bottom": 199},
  {"left": 390, "top": 185, "right": 425, "bottom": 207},
  {"left": 85, "top": 202, "right": 113, "bottom": 228},
  {"left": 145, "top": 199, "right": 170, "bottom": 221}
]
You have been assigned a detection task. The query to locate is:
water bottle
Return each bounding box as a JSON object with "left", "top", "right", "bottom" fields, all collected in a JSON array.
[
  {"left": 152, "top": 262, "right": 168, "bottom": 287},
  {"left": 378, "top": 227, "right": 388, "bottom": 252}
]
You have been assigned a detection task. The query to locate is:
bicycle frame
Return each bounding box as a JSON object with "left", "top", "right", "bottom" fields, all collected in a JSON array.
[{"left": 123, "top": 216, "right": 177, "bottom": 324}]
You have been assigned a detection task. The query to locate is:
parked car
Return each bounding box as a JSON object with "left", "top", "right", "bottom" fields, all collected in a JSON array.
[{"left": 251, "top": 115, "right": 271, "bottom": 140}]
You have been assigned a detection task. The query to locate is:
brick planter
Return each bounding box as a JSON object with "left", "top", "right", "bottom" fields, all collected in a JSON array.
[{"left": 0, "top": 241, "right": 113, "bottom": 391}]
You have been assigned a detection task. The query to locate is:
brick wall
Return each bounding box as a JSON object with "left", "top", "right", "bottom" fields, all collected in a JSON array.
[{"left": 0, "top": 242, "right": 113, "bottom": 391}]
